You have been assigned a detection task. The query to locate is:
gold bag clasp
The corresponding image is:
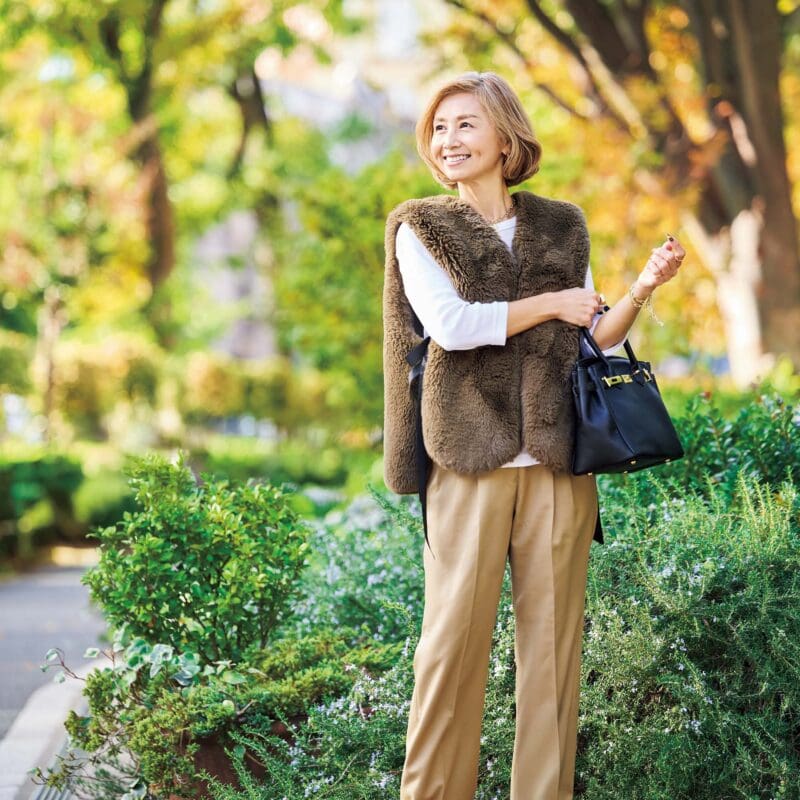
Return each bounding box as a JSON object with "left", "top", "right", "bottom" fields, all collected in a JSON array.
[
  {"left": 602, "top": 369, "right": 652, "bottom": 387},
  {"left": 602, "top": 374, "right": 634, "bottom": 387}
]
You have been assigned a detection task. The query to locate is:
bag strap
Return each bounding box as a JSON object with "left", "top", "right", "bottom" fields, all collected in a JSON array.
[
  {"left": 580, "top": 310, "right": 613, "bottom": 546},
  {"left": 406, "top": 310, "right": 435, "bottom": 558},
  {"left": 580, "top": 318, "right": 640, "bottom": 371}
]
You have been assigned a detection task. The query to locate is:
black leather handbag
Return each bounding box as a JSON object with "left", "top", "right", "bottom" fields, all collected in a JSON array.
[{"left": 571, "top": 326, "right": 684, "bottom": 475}]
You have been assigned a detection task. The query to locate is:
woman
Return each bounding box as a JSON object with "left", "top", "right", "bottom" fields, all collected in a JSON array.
[{"left": 382, "top": 72, "right": 685, "bottom": 800}]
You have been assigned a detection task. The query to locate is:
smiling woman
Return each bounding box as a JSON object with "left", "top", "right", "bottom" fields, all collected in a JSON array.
[
  {"left": 431, "top": 96, "right": 511, "bottom": 216},
  {"left": 416, "top": 77, "right": 542, "bottom": 201},
  {"left": 381, "top": 71, "right": 686, "bottom": 800}
]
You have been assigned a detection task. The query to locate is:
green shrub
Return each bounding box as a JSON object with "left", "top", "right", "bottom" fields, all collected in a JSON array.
[
  {"left": 40, "top": 395, "right": 800, "bottom": 798},
  {"left": 38, "top": 627, "right": 400, "bottom": 799},
  {"left": 599, "top": 392, "right": 800, "bottom": 529},
  {"left": 240, "top": 358, "right": 292, "bottom": 421},
  {"left": 659, "top": 362, "right": 800, "bottom": 419},
  {"left": 53, "top": 335, "right": 161, "bottom": 435},
  {"left": 83, "top": 452, "right": 310, "bottom": 663},
  {"left": 232, "top": 629, "right": 401, "bottom": 727},
  {"left": 194, "top": 435, "right": 348, "bottom": 489},
  {"left": 573, "top": 477, "right": 800, "bottom": 799},
  {"left": 207, "top": 650, "right": 416, "bottom": 800},
  {"left": 278, "top": 488, "right": 424, "bottom": 645},
  {"left": 205, "top": 474, "right": 800, "bottom": 800},
  {"left": 72, "top": 468, "right": 138, "bottom": 530},
  {"left": 182, "top": 352, "right": 246, "bottom": 421},
  {"left": 180, "top": 353, "right": 330, "bottom": 436},
  {"left": 662, "top": 392, "right": 798, "bottom": 496},
  {"left": 0, "top": 450, "right": 83, "bottom": 521},
  {"left": 0, "top": 449, "right": 84, "bottom": 556}
]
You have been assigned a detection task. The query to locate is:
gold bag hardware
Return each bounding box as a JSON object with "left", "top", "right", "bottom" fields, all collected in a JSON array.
[
  {"left": 602, "top": 374, "right": 632, "bottom": 387},
  {"left": 601, "top": 369, "right": 652, "bottom": 388}
]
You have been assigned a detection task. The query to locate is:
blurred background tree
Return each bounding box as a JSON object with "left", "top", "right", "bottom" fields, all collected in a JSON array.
[
  {"left": 0, "top": 0, "right": 798, "bottom": 561},
  {"left": 0, "top": 0, "right": 360, "bottom": 441},
  {"left": 436, "top": 0, "right": 800, "bottom": 384}
]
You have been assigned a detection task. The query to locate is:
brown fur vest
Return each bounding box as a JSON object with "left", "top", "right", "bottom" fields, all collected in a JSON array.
[{"left": 382, "top": 190, "right": 588, "bottom": 495}]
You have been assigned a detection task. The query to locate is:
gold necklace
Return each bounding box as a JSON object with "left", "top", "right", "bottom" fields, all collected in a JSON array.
[{"left": 483, "top": 200, "right": 514, "bottom": 225}]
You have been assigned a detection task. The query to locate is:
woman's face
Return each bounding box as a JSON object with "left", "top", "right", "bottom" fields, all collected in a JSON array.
[{"left": 431, "top": 92, "right": 508, "bottom": 188}]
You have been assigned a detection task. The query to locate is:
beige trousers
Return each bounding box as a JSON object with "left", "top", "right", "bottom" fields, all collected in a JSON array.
[{"left": 399, "top": 461, "right": 598, "bottom": 800}]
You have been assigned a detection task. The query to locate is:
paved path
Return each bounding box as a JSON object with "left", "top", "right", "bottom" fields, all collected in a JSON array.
[{"left": 0, "top": 563, "right": 106, "bottom": 740}]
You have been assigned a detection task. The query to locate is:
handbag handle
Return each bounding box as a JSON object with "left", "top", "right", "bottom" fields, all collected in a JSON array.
[{"left": 579, "top": 305, "right": 641, "bottom": 371}]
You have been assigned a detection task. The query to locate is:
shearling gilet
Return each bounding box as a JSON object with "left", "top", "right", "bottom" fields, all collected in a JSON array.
[{"left": 382, "top": 190, "right": 589, "bottom": 495}]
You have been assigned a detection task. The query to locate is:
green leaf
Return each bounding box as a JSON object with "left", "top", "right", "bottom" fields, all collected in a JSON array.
[
  {"left": 150, "top": 644, "right": 174, "bottom": 663},
  {"left": 121, "top": 670, "right": 138, "bottom": 687},
  {"left": 180, "top": 617, "right": 204, "bottom": 634},
  {"left": 220, "top": 670, "right": 247, "bottom": 685}
]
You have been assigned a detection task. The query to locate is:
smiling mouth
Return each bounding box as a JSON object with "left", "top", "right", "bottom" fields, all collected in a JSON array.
[{"left": 444, "top": 154, "right": 470, "bottom": 164}]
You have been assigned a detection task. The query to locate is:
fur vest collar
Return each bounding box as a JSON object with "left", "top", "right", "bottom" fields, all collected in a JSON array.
[{"left": 382, "top": 190, "right": 589, "bottom": 494}]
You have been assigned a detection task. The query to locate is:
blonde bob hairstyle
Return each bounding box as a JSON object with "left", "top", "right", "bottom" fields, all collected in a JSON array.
[{"left": 415, "top": 71, "right": 543, "bottom": 190}]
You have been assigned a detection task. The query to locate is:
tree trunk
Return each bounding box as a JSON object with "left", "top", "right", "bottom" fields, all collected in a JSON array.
[
  {"left": 34, "top": 285, "right": 67, "bottom": 444},
  {"left": 727, "top": 0, "right": 800, "bottom": 365},
  {"left": 680, "top": 0, "right": 800, "bottom": 378},
  {"left": 136, "top": 133, "right": 176, "bottom": 291},
  {"left": 101, "top": 1, "right": 176, "bottom": 328},
  {"left": 682, "top": 206, "right": 772, "bottom": 385},
  {"left": 515, "top": 0, "right": 800, "bottom": 383}
]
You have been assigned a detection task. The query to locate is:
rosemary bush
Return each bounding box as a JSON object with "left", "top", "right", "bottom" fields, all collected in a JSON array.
[
  {"left": 207, "top": 474, "right": 800, "bottom": 800},
  {"left": 276, "top": 489, "right": 425, "bottom": 646}
]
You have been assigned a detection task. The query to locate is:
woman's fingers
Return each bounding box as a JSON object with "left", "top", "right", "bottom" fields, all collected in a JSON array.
[
  {"left": 651, "top": 249, "right": 673, "bottom": 267},
  {"left": 555, "top": 287, "right": 605, "bottom": 326},
  {"left": 664, "top": 234, "right": 687, "bottom": 262},
  {"left": 656, "top": 241, "right": 686, "bottom": 269}
]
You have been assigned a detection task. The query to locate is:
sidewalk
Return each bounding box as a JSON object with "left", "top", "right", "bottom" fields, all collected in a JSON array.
[
  {"left": 0, "top": 664, "right": 93, "bottom": 800},
  {"left": 0, "top": 550, "right": 106, "bottom": 799}
]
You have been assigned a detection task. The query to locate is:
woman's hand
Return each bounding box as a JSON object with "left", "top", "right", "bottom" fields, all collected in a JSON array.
[
  {"left": 552, "top": 287, "right": 604, "bottom": 327},
  {"left": 635, "top": 234, "right": 686, "bottom": 294}
]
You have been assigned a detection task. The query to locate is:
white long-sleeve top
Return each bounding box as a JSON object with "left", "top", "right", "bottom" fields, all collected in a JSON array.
[{"left": 396, "top": 214, "right": 625, "bottom": 468}]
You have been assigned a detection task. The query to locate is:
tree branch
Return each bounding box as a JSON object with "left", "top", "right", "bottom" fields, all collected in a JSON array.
[
  {"left": 557, "top": 0, "right": 696, "bottom": 185},
  {"left": 98, "top": 13, "right": 131, "bottom": 84},
  {"left": 443, "top": 0, "right": 624, "bottom": 127},
  {"left": 227, "top": 69, "right": 272, "bottom": 179},
  {"left": 521, "top": 0, "right": 635, "bottom": 135},
  {"left": 127, "top": 0, "right": 169, "bottom": 121}
]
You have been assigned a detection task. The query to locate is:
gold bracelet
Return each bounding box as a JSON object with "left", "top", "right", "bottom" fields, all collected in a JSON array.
[
  {"left": 629, "top": 284, "right": 664, "bottom": 326},
  {"left": 628, "top": 284, "right": 647, "bottom": 309}
]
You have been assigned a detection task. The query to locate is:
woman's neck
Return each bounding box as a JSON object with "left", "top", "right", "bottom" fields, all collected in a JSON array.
[{"left": 457, "top": 180, "right": 513, "bottom": 222}]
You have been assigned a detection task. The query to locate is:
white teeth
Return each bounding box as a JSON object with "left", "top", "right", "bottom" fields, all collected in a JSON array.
[{"left": 445, "top": 155, "right": 469, "bottom": 163}]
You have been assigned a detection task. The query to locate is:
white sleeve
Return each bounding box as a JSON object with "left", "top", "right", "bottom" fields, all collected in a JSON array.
[
  {"left": 585, "top": 266, "right": 627, "bottom": 356},
  {"left": 396, "top": 223, "right": 509, "bottom": 351}
]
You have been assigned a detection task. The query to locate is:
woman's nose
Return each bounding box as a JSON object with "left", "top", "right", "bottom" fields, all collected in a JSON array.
[{"left": 444, "top": 128, "right": 460, "bottom": 148}]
